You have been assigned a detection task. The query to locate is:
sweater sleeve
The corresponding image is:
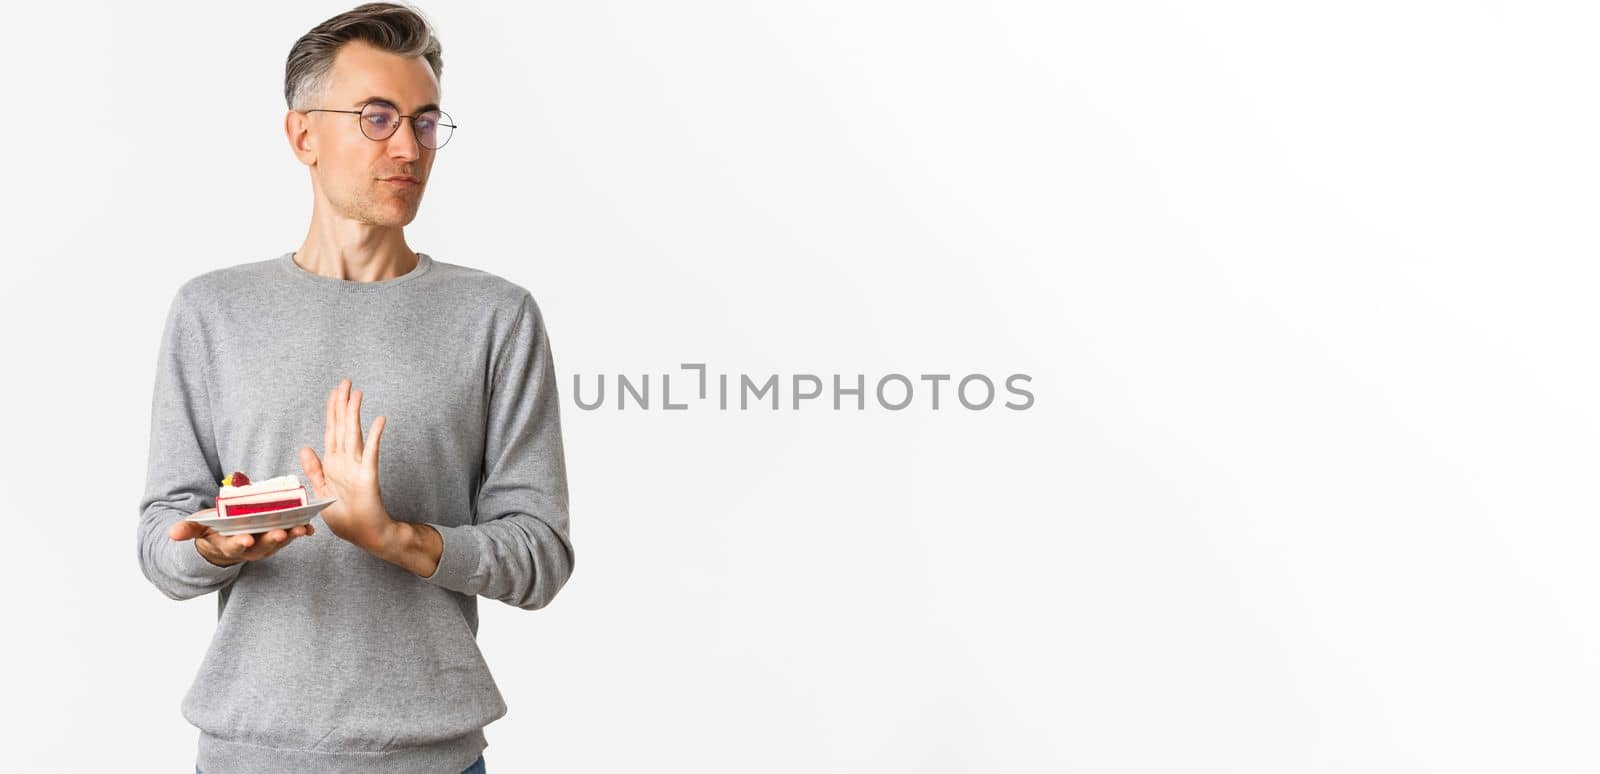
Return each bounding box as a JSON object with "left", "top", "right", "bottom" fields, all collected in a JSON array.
[
  {"left": 136, "top": 285, "right": 243, "bottom": 600},
  {"left": 420, "top": 292, "right": 575, "bottom": 610}
]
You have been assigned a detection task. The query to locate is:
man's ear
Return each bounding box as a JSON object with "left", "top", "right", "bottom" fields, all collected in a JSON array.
[{"left": 286, "top": 110, "right": 316, "bottom": 166}]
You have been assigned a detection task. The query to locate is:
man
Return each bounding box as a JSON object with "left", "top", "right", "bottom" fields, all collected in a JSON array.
[{"left": 135, "top": 4, "right": 574, "bottom": 772}]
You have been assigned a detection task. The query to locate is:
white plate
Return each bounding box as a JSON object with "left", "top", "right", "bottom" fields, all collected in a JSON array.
[{"left": 188, "top": 496, "right": 338, "bottom": 536}]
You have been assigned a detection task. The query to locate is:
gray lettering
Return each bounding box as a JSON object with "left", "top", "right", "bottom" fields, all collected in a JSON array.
[
  {"left": 958, "top": 374, "right": 994, "bottom": 410},
  {"left": 573, "top": 374, "right": 605, "bottom": 410},
  {"left": 741, "top": 374, "right": 778, "bottom": 410},
  {"left": 792, "top": 374, "right": 822, "bottom": 409},
  {"left": 618, "top": 374, "right": 649, "bottom": 409},
  {"left": 919, "top": 373, "right": 951, "bottom": 410},
  {"left": 834, "top": 374, "right": 865, "bottom": 410},
  {"left": 877, "top": 373, "right": 913, "bottom": 410},
  {"left": 680, "top": 363, "right": 707, "bottom": 399},
  {"left": 1004, "top": 374, "right": 1034, "bottom": 410},
  {"left": 663, "top": 374, "right": 687, "bottom": 410}
]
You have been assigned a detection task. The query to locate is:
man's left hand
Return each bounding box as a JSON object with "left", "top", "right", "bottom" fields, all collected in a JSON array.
[{"left": 300, "top": 377, "right": 394, "bottom": 553}]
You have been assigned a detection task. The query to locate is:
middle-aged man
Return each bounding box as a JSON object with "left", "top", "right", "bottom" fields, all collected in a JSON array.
[{"left": 135, "top": 4, "right": 574, "bottom": 773}]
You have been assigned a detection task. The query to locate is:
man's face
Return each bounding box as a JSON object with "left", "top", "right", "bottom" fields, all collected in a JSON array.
[{"left": 294, "top": 40, "right": 441, "bottom": 227}]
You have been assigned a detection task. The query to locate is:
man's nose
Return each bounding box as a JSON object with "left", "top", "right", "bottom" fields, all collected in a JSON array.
[{"left": 386, "top": 117, "right": 422, "bottom": 160}]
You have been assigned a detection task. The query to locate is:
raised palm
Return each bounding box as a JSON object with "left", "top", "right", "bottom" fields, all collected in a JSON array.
[{"left": 299, "top": 378, "right": 391, "bottom": 552}]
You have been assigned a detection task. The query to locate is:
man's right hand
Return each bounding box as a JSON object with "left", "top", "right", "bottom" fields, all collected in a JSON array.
[{"left": 168, "top": 517, "right": 315, "bottom": 567}]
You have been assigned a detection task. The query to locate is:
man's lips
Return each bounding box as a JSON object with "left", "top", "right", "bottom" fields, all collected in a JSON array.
[{"left": 380, "top": 176, "right": 420, "bottom": 186}]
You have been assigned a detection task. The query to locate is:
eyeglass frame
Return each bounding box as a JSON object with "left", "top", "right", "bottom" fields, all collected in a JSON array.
[{"left": 299, "top": 100, "right": 458, "bottom": 149}]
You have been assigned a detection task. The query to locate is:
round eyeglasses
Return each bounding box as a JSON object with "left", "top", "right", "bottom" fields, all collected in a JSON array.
[{"left": 302, "top": 101, "right": 456, "bottom": 149}]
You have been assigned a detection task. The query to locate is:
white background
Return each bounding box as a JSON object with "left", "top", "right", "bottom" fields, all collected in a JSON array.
[{"left": 3, "top": 1, "right": 1595, "bottom": 771}]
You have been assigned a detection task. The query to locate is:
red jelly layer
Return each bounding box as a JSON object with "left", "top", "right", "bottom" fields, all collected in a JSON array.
[{"left": 224, "top": 498, "right": 304, "bottom": 516}]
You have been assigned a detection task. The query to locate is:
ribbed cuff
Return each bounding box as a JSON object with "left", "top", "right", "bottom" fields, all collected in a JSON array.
[
  {"left": 420, "top": 523, "right": 482, "bottom": 594},
  {"left": 171, "top": 536, "right": 243, "bottom": 585}
]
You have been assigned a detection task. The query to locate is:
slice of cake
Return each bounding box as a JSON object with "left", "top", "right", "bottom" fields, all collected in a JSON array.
[{"left": 216, "top": 470, "right": 308, "bottom": 517}]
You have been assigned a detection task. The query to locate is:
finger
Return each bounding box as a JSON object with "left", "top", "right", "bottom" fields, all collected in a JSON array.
[
  {"left": 337, "top": 379, "right": 351, "bottom": 449},
  {"left": 219, "top": 533, "right": 254, "bottom": 560},
  {"left": 242, "top": 531, "right": 284, "bottom": 559},
  {"left": 347, "top": 388, "right": 364, "bottom": 460},
  {"left": 365, "top": 415, "right": 385, "bottom": 471},
  {"left": 256, "top": 531, "right": 304, "bottom": 559},
  {"left": 325, "top": 384, "right": 339, "bottom": 455},
  {"left": 169, "top": 520, "right": 202, "bottom": 541}
]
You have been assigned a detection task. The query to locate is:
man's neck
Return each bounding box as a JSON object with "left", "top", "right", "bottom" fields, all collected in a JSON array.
[{"left": 293, "top": 219, "right": 418, "bottom": 283}]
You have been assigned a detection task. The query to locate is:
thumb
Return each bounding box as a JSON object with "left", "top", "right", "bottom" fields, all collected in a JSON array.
[
  {"left": 299, "top": 446, "right": 328, "bottom": 496},
  {"left": 364, "top": 415, "right": 385, "bottom": 471},
  {"left": 168, "top": 519, "right": 205, "bottom": 541}
]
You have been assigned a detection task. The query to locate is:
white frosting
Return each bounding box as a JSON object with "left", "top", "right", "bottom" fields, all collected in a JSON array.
[{"left": 220, "top": 474, "right": 301, "bottom": 497}]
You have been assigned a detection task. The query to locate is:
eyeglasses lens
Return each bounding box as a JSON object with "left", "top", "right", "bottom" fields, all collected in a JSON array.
[{"left": 358, "top": 103, "right": 452, "bottom": 149}]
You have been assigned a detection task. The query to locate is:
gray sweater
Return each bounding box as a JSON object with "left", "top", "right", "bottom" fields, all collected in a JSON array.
[{"left": 136, "top": 252, "right": 574, "bottom": 773}]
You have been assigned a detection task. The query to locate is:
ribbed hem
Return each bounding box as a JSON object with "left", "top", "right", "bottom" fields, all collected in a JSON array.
[
  {"left": 420, "top": 523, "right": 484, "bottom": 594},
  {"left": 197, "top": 728, "right": 485, "bottom": 774}
]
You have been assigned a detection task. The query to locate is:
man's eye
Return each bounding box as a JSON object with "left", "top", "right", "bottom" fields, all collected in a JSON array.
[
  {"left": 415, "top": 118, "right": 435, "bottom": 131},
  {"left": 366, "top": 114, "right": 393, "bottom": 126}
]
